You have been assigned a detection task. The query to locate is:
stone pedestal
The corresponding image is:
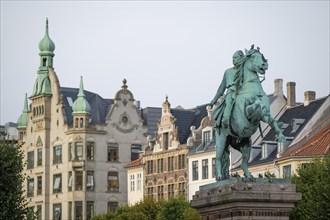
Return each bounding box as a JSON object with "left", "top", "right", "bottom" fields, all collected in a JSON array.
[{"left": 190, "top": 178, "right": 301, "bottom": 220}]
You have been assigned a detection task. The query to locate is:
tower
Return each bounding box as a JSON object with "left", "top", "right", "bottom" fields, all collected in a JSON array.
[{"left": 72, "top": 76, "right": 91, "bottom": 129}]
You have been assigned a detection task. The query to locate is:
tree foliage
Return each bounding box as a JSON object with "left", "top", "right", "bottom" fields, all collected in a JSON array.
[
  {"left": 91, "top": 196, "right": 201, "bottom": 220},
  {"left": 290, "top": 156, "right": 330, "bottom": 220},
  {"left": 0, "top": 139, "right": 29, "bottom": 220}
]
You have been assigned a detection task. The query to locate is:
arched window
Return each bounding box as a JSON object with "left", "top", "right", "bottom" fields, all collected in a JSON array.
[
  {"left": 107, "top": 201, "right": 118, "bottom": 213},
  {"left": 43, "top": 58, "right": 47, "bottom": 66},
  {"left": 33, "top": 107, "right": 36, "bottom": 116},
  {"left": 107, "top": 171, "right": 119, "bottom": 192},
  {"left": 75, "top": 118, "right": 79, "bottom": 128},
  {"left": 80, "top": 118, "right": 84, "bottom": 128}
]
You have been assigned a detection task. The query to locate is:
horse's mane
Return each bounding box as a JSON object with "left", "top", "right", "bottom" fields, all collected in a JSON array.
[{"left": 233, "top": 47, "right": 267, "bottom": 93}]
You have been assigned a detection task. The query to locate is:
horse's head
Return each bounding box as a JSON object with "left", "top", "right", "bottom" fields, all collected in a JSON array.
[{"left": 245, "top": 47, "right": 268, "bottom": 75}]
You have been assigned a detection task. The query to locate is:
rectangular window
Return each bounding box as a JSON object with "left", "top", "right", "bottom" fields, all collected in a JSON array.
[
  {"left": 68, "top": 171, "right": 72, "bottom": 191},
  {"left": 108, "top": 202, "right": 118, "bottom": 213},
  {"left": 69, "top": 143, "right": 72, "bottom": 161},
  {"left": 86, "top": 201, "right": 94, "bottom": 220},
  {"left": 36, "top": 205, "right": 42, "bottom": 220},
  {"left": 130, "top": 174, "right": 135, "bottom": 192},
  {"left": 137, "top": 173, "right": 142, "bottom": 191},
  {"left": 37, "top": 176, "right": 42, "bottom": 195},
  {"left": 202, "top": 159, "right": 209, "bottom": 179},
  {"left": 37, "top": 148, "right": 42, "bottom": 166},
  {"left": 75, "top": 201, "right": 83, "bottom": 220},
  {"left": 301, "top": 163, "right": 310, "bottom": 169},
  {"left": 192, "top": 161, "right": 199, "bottom": 181},
  {"left": 87, "top": 171, "right": 94, "bottom": 191},
  {"left": 53, "top": 145, "right": 62, "bottom": 164},
  {"left": 203, "top": 131, "right": 211, "bottom": 146},
  {"left": 179, "top": 182, "right": 185, "bottom": 195},
  {"left": 157, "top": 158, "right": 163, "bottom": 173},
  {"left": 163, "top": 132, "right": 169, "bottom": 150},
  {"left": 75, "top": 171, "right": 83, "bottom": 191},
  {"left": 27, "top": 151, "right": 34, "bottom": 169},
  {"left": 108, "top": 172, "right": 119, "bottom": 192},
  {"left": 157, "top": 185, "right": 164, "bottom": 201},
  {"left": 107, "top": 143, "right": 118, "bottom": 162},
  {"left": 131, "top": 144, "right": 141, "bottom": 161},
  {"left": 53, "top": 203, "right": 61, "bottom": 220},
  {"left": 27, "top": 178, "right": 34, "bottom": 197},
  {"left": 167, "top": 156, "right": 174, "bottom": 171},
  {"left": 283, "top": 165, "right": 292, "bottom": 178},
  {"left": 75, "top": 142, "right": 83, "bottom": 160},
  {"left": 178, "top": 154, "right": 185, "bottom": 169},
  {"left": 87, "top": 142, "right": 94, "bottom": 160},
  {"left": 147, "top": 187, "right": 153, "bottom": 196},
  {"left": 212, "top": 158, "right": 216, "bottom": 178},
  {"left": 53, "top": 174, "right": 62, "bottom": 193},
  {"left": 167, "top": 184, "right": 174, "bottom": 199},
  {"left": 68, "top": 201, "right": 72, "bottom": 220},
  {"left": 147, "top": 160, "right": 154, "bottom": 174}
]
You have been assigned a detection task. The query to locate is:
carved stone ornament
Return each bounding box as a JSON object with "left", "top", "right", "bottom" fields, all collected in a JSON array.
[{"left": 111, "top": 123, "right": 138, "bottom": 133}]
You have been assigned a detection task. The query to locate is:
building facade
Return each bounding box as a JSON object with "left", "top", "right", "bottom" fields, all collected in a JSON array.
[
  {"left": 142, "top": 97, "right": 189, "bottom": 202},
  {"left": 17, "top": 20, "right": 148, "bottom": 220}
]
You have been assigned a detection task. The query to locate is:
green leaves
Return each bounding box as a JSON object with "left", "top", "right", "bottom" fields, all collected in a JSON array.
[
  {"left": 91, "top": 196, "right": 201, "bottom": 220},
  {"left": 0, "top": 139, "right": 29, "bottom": 220},
  {"left": 291, "top": 156, "right": 330, "bottom": 220}
]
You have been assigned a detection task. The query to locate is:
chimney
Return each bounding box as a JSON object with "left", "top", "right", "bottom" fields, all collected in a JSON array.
[
  {"left": 286, "top": 82, "right": 296, "bottom": 107},
  {"left": 304, "top": 91, "right": 316, "bottom": 106},
  {"left": 274, "top": 78, "right": 283, "bottom": 96}
]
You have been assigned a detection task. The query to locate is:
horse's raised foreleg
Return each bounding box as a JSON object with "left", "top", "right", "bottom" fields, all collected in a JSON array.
[
  {"left": 215, "top": 129, "right": 228, "bottom": 180},
  {"left": 240, "top": 138, "right": 252, "bottom": 178}
]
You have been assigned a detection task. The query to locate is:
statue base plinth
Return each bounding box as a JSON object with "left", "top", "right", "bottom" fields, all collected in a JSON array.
[{"left": 190, "top": 178, "right": 301, "bottom": 220}]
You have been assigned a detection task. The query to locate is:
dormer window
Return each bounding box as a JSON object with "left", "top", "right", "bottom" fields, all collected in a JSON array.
[
  {"left": 280, "top": 123, "right": 289, "bottom": 132},
  {"left": 261, "top": 142, "right": 277, "bottom": 159},
  {"left": 203, "top": 130, "right": 211, "bottom": 146},
  {"left": 291, "top": 118, "right": 305, "bottom": 133}
]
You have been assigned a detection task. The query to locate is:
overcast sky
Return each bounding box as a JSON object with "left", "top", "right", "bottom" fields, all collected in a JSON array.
[{"left": 1, "top": 1, "right": 329, "bottom": 124}]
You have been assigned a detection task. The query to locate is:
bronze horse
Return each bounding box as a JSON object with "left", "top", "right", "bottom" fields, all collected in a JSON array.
[{"left": 212, "top": 46, "right": 285, "bottom": 179}]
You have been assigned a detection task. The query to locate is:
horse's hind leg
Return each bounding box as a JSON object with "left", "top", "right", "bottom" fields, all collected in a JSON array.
[
  {"left": 215, "top": 129, "right": 228, "bottom": 180},
  {"left": 240, "top": 138, "right": 252, "bottom": 178}
]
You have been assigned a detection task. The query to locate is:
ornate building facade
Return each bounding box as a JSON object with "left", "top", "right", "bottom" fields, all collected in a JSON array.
[
  {"left": 17, "top": 20, "right": 148, "bottom": 220},
  {"left": 143, "top": 97, "right": 189, "bottom": 201}
]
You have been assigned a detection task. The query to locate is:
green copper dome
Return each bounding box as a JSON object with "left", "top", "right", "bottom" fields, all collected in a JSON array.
[
  {"left": 72, "top": 76, "right": 91, "bottom": 115},
  {"left": 17, "top": 94, "right": 29, "bottom": 129},
  {"left": 39, "top": 18, "right": 55, "bottom": 53}
]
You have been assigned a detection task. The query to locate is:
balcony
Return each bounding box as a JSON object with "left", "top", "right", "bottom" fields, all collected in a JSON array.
[{"left": 72, "top": 160, "right": 85, "bottom": 168}]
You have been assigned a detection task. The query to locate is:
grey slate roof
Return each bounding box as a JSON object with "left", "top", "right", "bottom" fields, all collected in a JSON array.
[
  {"left": 263, "top": 97, "right": 327, "bottom": 141},
  {"left": 60, "top": 87, "right": 113, "bottom": 125},
  {"left": 141, "top": 104, "right": 208, "bottom": 144},
  {"left": 187, "top": 139, "right": 216, "bottom": 156},
  {"left": 60, "top": 87, "right": 208, "bottom": 144},
  {"left": 236, "top": 96, "right": 328, "bottom": 169}
]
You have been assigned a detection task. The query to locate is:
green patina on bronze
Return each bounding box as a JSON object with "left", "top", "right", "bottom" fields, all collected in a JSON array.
[
  {"left": 32, "top": 18, "right": 55, "bottom": 96},
  {"left": 211, "top": 45, "right": 285, "bottom": 180}
]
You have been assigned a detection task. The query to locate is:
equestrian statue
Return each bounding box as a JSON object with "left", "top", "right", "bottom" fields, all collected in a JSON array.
[{"left": 210, "top": 45, "right": 285, "bottom": 180}]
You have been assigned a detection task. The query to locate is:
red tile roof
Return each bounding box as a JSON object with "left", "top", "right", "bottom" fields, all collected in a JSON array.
[
  {"left": 282, "top": 124, "right": 330, "bottom": 158},
  {"left": 124, "top": 158, "right": 143, "bottom": 168}
]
